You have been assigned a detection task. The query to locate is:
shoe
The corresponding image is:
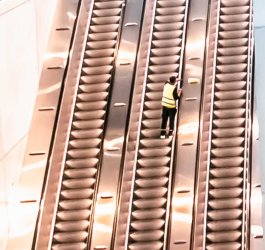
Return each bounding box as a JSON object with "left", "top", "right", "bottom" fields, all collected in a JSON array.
[{"left": 160, "top": 135, "right": 166, "bottom": 139}]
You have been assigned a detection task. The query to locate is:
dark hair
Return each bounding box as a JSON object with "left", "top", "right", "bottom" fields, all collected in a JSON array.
[{"left": 169, "top": 76, "right": 176, "bottom": 83}]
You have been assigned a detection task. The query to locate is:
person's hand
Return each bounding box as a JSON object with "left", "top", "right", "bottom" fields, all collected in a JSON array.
[{"left": 177, "top": 88, "right": 182, "bottom": 96}]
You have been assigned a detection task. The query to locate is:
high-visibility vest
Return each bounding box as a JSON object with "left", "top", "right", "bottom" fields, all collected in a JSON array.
[{"left": 162, "top": 83, "right": 176, "bottom": 108}]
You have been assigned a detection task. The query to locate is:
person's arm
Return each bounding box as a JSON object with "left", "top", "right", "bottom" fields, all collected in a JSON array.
[{"left": 173, "top": 88, "right": 182, "bottom": 100}]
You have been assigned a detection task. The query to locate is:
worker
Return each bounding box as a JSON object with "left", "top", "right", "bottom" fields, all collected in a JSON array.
[{"left": 160, "top": 76, "right": 182, "bottom": 139}]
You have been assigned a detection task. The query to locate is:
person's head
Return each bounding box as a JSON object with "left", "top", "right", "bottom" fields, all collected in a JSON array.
[{"left": 169, "top": 76, "right": 176, "bottom": 84}]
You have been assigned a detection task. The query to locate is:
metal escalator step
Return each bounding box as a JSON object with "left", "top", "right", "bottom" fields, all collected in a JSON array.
[
  {"left": 219, "top": 30, "right": 248, "bottom": 40},
  {"left": 146, "top": 91, "right": 163, "bottom": 101},
  {"left": 218, "top": 38, "right": 248, "bottom": 47},
  {"left": 94, "top": 1, "right": 123, "bottom": 9},
  {"left": 85, "top": 48, "right": 115, "bottom": 58},
  {"left": 82, "top": 65, "right": 113, "bottom": 75},
  {"left": 206, "top": 242, "right": 241, "bottom": 250},
  {"left": 52, "top": 242, "right": 87, "bottom": 250},
  {"left": 218, "top": 46, "right": 248, "bottom": 56},
  {"left": 86, "top": 40, "right": 116, "bottom": 49},
  {"left": 208, "top": 209, "right": 242, "bottom": 220},
  {"left": 79, "top": 82, "right": 109, "bottom": 93},
  {"left": 213, "top": 117, "right": 245, "bottom": 128},
  {"left": 214, "top": 99, "right": 245, "bottom": 109},
  {"left": 212, "top": 136, "right": 244, "bottom": 148},
  {"left": 53, "top": 231, "right": 88, "bottom": 243},
  {"left": 214, "top": 109, "right": 245, "bottom": 119},
  {"left": 209, "top": 187, "right": 242, "bottom": 199},
  {"left": 80, "top": 74, "right": 111, "bottom": 83},
  {"left": 157, "top": 0, "right": 186, "bottom": 8},
  {"left": 220, "top": 14, "right": 249, "bottom": 23},
  {"left": 208, "top": 198, "right": 242, "bottom": 209},
  {"left": 130, "top": 230, "right": 164, "bottom": 242},
  {"left": 140, "top": 138, "right": 171, "bottom": 148},
  {"left": 141, "top": 129, "right": 161, "bottom": 138},
  {"left": 57, "top": 209, "right": 91, "bottom": 221},
  {"left": 134, "top": 187, "right": 167, "bottom": 199},
  {"left": 215, "top": 81, "right": 246, "bottom": 91},
  {"left": 74, "top": 111, "right": 105, "bottom": 120},
  {"left": 72, "top": 119, "right": 104, "bottom": 130},
  {"left": 66, "top": 158, "right": 99, "bottom": 168},
  {"left": 216, "top": 72, "right": 247, "bottom": 82},
  {"left": 151, "top": 47, "right": 181, "bottom": 57},
  {"left": 63, "top": 178, "right": 96, "bottom": 189},
  {"left": 210, "top": 177, "right": 243, "bottom": 188},
  {"left": 55, "top": 220, "right": 89, "bottom": 232},
  {"left": 135, "top": 177, "right": 169, "bottom": 188},
  {"left": 133, "top": 198, "right": 167, "bottom": 209},
  {"left": 211, "top": 156, "right": 243, "bottom": 167},
  {"left": 76, "top": 101, "right": 107, "bottom": 111},
  {"left": 61, "top": 188, "right": 94, "bottom": 199},
  {"left": 67, "top": 148, "right": 100, "bottom": 158},
  {"left": 221, "top": 0, "right": 250, "bottom": 7},
  {"left": 145, "top": 100, "right": 162, "bottom": 110},
  {"left": 59, "top": 199, "right": 92, "bottom": 210},
  {"left": 65, "top": 168, "right": 97, "bottom": 179},
  {"left": 153, "top": 30, "right": 183, "bottom": 40},
  {"left": 128, "top": 241, "right": 163, "bottom": 250},
  {"left": 207, "top": 230, "right": 241, "bottom": 243},
  {"left": 154, "top": 22, "right": 184, "bottom": 32},
  {"left": 211, "top": 146, "right": 244, "bottom": 158},
  {"left": 216, "top": 64, "right": 247, "bottom": 74},
  {"left": 137, "top": 167, "right": 169, "bottom": 178},
  {"left": 94, "top": 8, "right": 121, "bottom": 17},
  {"left": 207, "top": 219, "right": 241, "bottom": 231},
  {"left": 143, "top": 110, "right": 161, "bottom": 119},
  {"left": 212, "top": 127, "right": 244, "bottom": 138},
  {"left": 215, "top": 90, "right": 246, "bottom": 100},
  {"left": 139, "top": 147, "right": 171, "bottom": 157},
  {"left": 90, "top": 24, "right": 119, "bottom": 33},
  {"left": 83, "top": 57, "right": 114, "bottom": 67},
  {"left": 220, "top": 22, "right": 249, "bottom": 32},
  {"left": 92, "top": 16, "right": 120, "bottom": 25},
  {"left": 69, "top": 138, "right": 101, "bottom": 149},
  {"left": 76, "top": 92, "right": 108, "bottom": 102},
  {"left": 155, "top": 14, "right": 184, "bottom": 23},
  {"left": 131, "top": 219, "right": 165, "bottom": 231},
  {"left": 148, "top": 72, "right": 174, "bottom": 82},
  {"left": 221, "top": 6, "right": 249, "bottom": 15},
  {"left": 157, "top": 7, "right": 185, "bottom": 16},
  {"left": 210, "top": 167, "right": 243, "bottom": 178},
  {"left": 152, "top": 38, "right": 182, "bottom": 48},
  {"left": 149, "top": 64, "right": 179, "bottom": 74},
  {"left": 132, "top": 208, "right": 166, "bottom": 220},
  {"left": 142, "top": 119, "right": 161, "bottom": 129},
  {"left": 138, "top": 157, "right": 170, "bottom": 167},
  {"left": 217, "top": 55, "right": 247, "bottom": 64},
  {"left": 89, "top": 32, "right": 117, "bottom": 41},
  {"left": 150, "top": 55, "right": 180, "bottom": 65}
]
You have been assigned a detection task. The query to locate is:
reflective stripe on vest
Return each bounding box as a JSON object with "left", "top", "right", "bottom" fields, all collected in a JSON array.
[{"left": 162, "top": 83, "right": 176, "bottom": 108}]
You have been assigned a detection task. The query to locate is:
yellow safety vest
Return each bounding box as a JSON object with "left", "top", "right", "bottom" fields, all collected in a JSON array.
[{"left": 162, "top": 83, "right": 176, "bottom": 108}]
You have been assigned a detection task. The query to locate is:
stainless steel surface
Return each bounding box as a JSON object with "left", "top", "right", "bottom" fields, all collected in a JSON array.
[
  {"left": 89, "top": 0, "right": 145, "bottom": 249},
  {"left": 167, "top": 0, "right": 209, "bottom": 249},
  {"left": 27, "top": 0, "right": 257, "bottom": 249},
  {"left": 47, "top": 0, "right": 125, "bottom": 249},
  {"left": 33, "top": 0, "right": 95, "bottom": 249},
  {"left": 121, "top": 0, "right": 188, "bottom": 249},
  {"left": 193, "top": 0, "right": 254, "bottom": 249},
  {"left": 19, "top": 0, "right": 80, "bottom": 249},
  {"left": 113, "top": 1, "right": 157, "bottom": 249}
]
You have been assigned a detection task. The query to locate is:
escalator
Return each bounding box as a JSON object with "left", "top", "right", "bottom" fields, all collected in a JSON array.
[
  {"left": 34, "top": 0, "right": 125, "bottom": 249},
  {"left": 193, "top": 0, "right": 253, "bottom": 249},
  {"left": 31, "top": 0, "right": 255, "bottom": 249},
  {"left": 51, "top": 0, "right": 124, "bottom": 249},
  {"left": 124, "top": 1, "right": 189, "bottom": 249}
]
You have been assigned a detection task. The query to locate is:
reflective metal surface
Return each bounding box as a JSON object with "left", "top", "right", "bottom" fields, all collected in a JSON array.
[{"left": 24, "top": 0, "right": 258, "bottom": 249}]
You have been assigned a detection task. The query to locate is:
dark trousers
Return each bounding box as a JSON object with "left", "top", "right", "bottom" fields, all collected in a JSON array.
[{"left": 160, "top": 106, "right": 177, "bottom": 136}]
